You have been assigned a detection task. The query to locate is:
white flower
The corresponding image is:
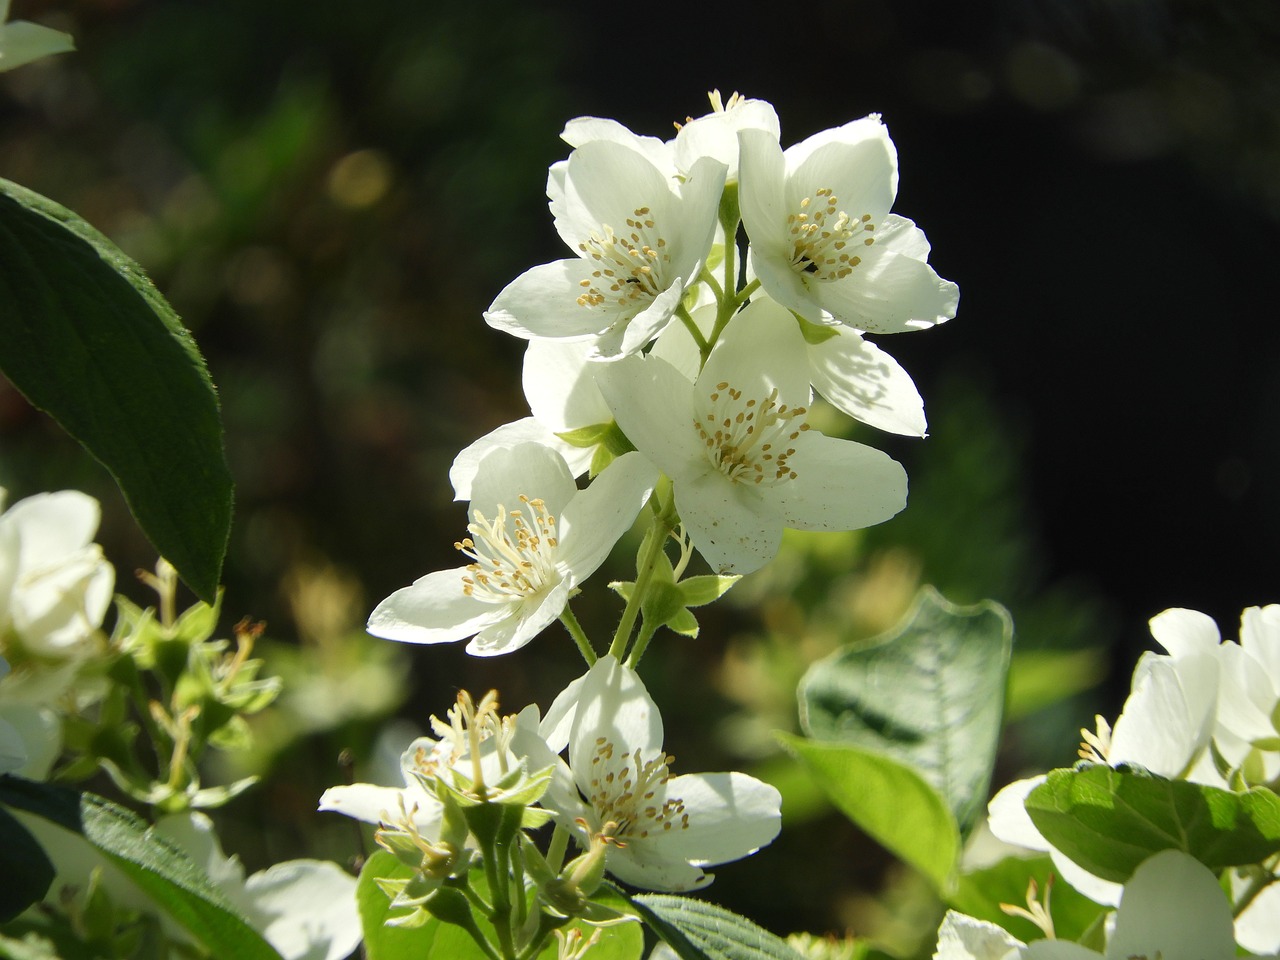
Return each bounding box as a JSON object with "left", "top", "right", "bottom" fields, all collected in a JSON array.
[
  {"left": 319, "top": 696, "right": 540, "bottom": 834},
  {"left": 935, "top": 851, "right": 1243, "bottom": 960},
  {"left": 738, "top": 116, "right": 958, "bottom": 333},
  {"left": 0, "top": 654, "right": 24, "bottom": 774},
  {"left": 0, "top": 489, "right": 115, "bottom": 657},
  {"left": 486, "top": 141, "right": 726, "bottom": 359},
  {"left": 0, "top": 0, "right": 73, "bottom": 73},
  {"left": 368, "top": 443, "right": 656, "bottom": 656},
  {"left": 515, "top": 655, "right": 781, "bottom": 892},
  {"left": 155, "top": 814, "right": 361, "bottom": 960},
  {"left": 595, "top": 296, "right": 907, "bottom": 574}
]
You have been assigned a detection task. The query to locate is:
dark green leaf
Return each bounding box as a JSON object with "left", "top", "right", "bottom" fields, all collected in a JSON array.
[
  {"left": 0, "top": 776, "right": 280, "bottom": 959},
  {"left": 777, "top": 734, "right": 959, "bottom": 893},
  {"left": 0, "top": 179, "right": 232, "bottom": 602},
  {"left": 630, "top": 894, "right": 803, "bottom": 960},
  {"left": 1026, "top": 765, "right": 1280, "bottom": 882},
  {"left": 0, "top": 804, "right": 54, "bottom": 922},
  {"left": 798, "top": 586, "right": 1013, "bottom": 833}
]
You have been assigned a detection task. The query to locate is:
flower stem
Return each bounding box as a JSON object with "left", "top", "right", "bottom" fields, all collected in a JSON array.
[
  {"left": 559, "top": 603, "right": 595, "bottom": 666},
  {"left": 625, "top": 619, "right": 659, "bottom": 670},
  {"left": 676, "top": 303, "right": 709, "bottom": 355},
  {"left": 608, "top": 502, "right": 675, "bottom": 662}
]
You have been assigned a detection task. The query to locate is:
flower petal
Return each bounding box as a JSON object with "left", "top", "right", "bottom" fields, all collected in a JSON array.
[
  {"left": 770, "top": 433, "right": 907, "bottom": 532},
  {"left": 568, "top": 656, "right": 664, "bottom": 789},
  {"left": 651, "top": 772, "right": 780, "bottom": 866},
  {"left": 449, "top": 419, "right": 591, "bottom": 500},
  {"left": 366, "top": 568, "right": 507, "bottom": 645},
  {"left": 675, "top": 469, "right": 783, "bottom": 575},
  {"left": 465, "top": 577, "right": 571, "bottom": 657},
  {"left": 933, "top": 910, "right": 1025, "bottom": 960},
  {"left": 1147, "top": 607, "right": 1221, "bottom": 657},
  {"left": 1107, "top": 850, "right": 1235, "bottom": 960},
  {"left": 807, "top": 328, "right": 927, "bottom": 436},
  {"left": 522, "top": 341, "right": 612, "bottom": 432},
  {"left": 485, "top": 259, "right": 627, "bottom": 341},
  {"left": 242, "top": 860, "right": 362, "bottom": 960},
  {"left": 814, "top": 243, "right": 959, "bottom": 333},
  {"left": 468, "top": 442, "right": 579, "bottom": 521},
  {"left": 557, "top": 451, "right": 657, "bottom": 582},
  {"left": 594, "top": 354, "right": 703, "bottom": 481}
]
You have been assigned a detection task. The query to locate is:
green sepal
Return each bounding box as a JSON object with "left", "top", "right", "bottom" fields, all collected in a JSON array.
[
  {"left": 666, "top": 609, "right": 700, "bottom": 638},
  {"left": 795, "top": 313, "right": 840, "bottom": 345},
  {"left": 677, "top": 575, "right": 740, "bottom": 608},
  {"left": 421, "top": 886, "right": 476, "bottom": 928}
]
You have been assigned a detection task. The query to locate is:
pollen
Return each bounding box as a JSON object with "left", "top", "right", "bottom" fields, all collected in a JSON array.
[
  {"left": 455, "top": 495, "right": 560, "bottom": 603},
  {"left": 694, "top": 383, "right": 810, "bottom": 485},
  {"left": 588, "top": 741, "right": 687, "bottom": 843},
  {"left": 786, "top": 187, "right": 874, "bottom": 281},
  {"left": 575, "top": 210, "right": 673, "bottom": 311}
]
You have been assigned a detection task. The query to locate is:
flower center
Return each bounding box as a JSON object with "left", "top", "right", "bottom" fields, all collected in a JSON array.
[
  {"left": 586, "top": 738, "right": 689, "bottom": 841},
  {"left": 787, "top": 188, "right": 876, "bottom": 281},
  {"left": 575, "top": 208, "right": 672, "bottom": 310},
  {"left": 455, "top": 496, "right": 559, "bottom": 603},
  {"left": 695, "top": 382, "right": 811, "bottom": 485}
]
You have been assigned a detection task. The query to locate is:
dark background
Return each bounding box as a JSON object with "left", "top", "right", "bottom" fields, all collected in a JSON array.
[{"left": 2, "top": 0, "right": 1277, "bottom": 946}]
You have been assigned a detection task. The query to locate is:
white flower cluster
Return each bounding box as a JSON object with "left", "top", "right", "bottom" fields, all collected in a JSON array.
[
  {"left": 986, "top": 604, "right": 1280, "bottom": 955},
  {"left": 369, "top": 92, "right": 957, "bottom": 658}
]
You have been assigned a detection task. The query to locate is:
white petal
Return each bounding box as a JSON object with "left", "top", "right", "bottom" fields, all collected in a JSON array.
[
  {"left": 605, "top": 842, "right": 711, "bottom": 892},
  {"left": 1215, "top": 641, "right": 1276, "bottom": 743},
  {"left": 556, "top": 451, "right": 657, "bottom": 581},
  {"left": 1147, "top": 607, "right": 1221, "bottom": 657},
  {"left": 1048, "top": 845, "right": 1120, "bottom": 906},
  {"left": 932, "top": 911, "right": 1026, "bottom": 960},
  {"left": 987, "top": 777, "right": 1051, "bottom": 851},
  {"left": 588, "top": 279, "right": 686, "bottom": 361},
  {"left": 468, "top": 442, "right": 578, "bottom": 520},
  {"left": 568, "top": 656, "right": 664, "bottom": 788},
  {"left": 1233, "top": 865, "right": 1280, "bottom": 954},
  {"left": 318, "top": 782, "right": 440, "bottom": 832},
  {"left": 788, "top": 131, "right": 896, "bottom": 233},
  {"left": 449, "top": 419, "right": 591, "bottom": 500},
  {"left": 1107, "top": 850, "right": 1235, "bottom": 960},
  {"left": 700, "top": 296, "right": 811, "bottom": 406},
  {"left": 675, "top": 469, "right": 783, "bottom": 576},
  {"left": 242, "top": 860, "right": 362, "bottom": 960},
  {"left": 653, "top": 772, "right": 780, "bottom": 866},
  {"left": 594, "top": 354, "right": 703, "bottom": 481},
  {"left": 1240, "top": 604, "right": 1280, "bottom": 680},
  {"left": 560, "top": 141, "right": 680, "bottom": 246},
  {"left": 560, "top": 117, "right": 671, "bottom": 167},
  {"left": 1109, "top": 651, "right": 1218, "bottom": 778},
  {"left": 367, "top": 569, "right": 507, "bottom": 645},
  {"left": 770, "top": 433, "right": 907, "bottom": 532},
  {"left": 4, "top": 490, "right": 99, "bottom": 566},
  {"left": 807, "top": 328, "right": 927, "bottom": 436},
  {"left": 738, "top": 128, "right": 789, "bottom": 247},
  {"left": 465, "top": 577, "right": 571, "bottom": 657},
  {"left": 522, "top": 340, "right": 612, "bottom": 431},
  {"left": 539, "top": 672, "right": 587, "bottom": 753},
  {"left": 674, "top": 97, "right": 779, "bottom": 181},
  {"left": 815, "top": 245, "right": 959, "bottom": 333},
  {"left": 154, "top": 812, "right": 246, "bottom": 889},
  {"left": 485, "top": 259, "right": 626, "bottom": 341}
]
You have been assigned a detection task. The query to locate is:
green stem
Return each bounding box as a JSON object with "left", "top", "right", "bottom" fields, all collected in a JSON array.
[
  {"left": 698, "top": 264, "right": 724, "bottom": 302},
  {"left": 607, "top": 510, "right": 673, "bottom": 662},
  {"left": 734, "top": 276, "right": 761, "bottom": 304},
  {"left": 1233, "top": 855, "right": 1280, "bottom": 918},
  {"left": 546, "top": 822, "right": 570, "bottom": 875},
  {"left": 559, "top": 603, "right": 595, "bottom": 666},
  {"left": 625, "top": 619, "right": 660, "bottom": 670},
  {"left": 676, "top": 303, "right": 709, "bottom": 355},
  {"left": 483, "top": 835, "right": 516, "bottom": 960},
  {"left": 515, "top": 913, "right": 570, "bottom": 960}
]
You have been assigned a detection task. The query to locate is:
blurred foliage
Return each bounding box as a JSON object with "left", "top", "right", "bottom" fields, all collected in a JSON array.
[{"left": 1, "top": 0, "right": 1278, "bottom": 955}]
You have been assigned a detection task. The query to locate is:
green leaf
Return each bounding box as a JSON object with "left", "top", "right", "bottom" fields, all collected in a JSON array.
[
  {"left": 0, "top": 776, "right": 280, "bottom": 959},
  {"left": 356, "top": 851, "right": 488, "bottom": 960},
  {"left": 949, "top": 855, "right": 1105, "bottom": 943},
  {"left": 0, "top": 804, "right": 54, "bottom": 922},
  {"left": 0, "top": 179, "right": 232, "bottom": 602},
  {"left": 777, "top": 734, "right": 959, "bottom": 893},
  {"left": 1025, "top": 765, "right": 1280, "bottom": 882},
  {"left": 630, "top": 894, "right": 804, "bottom": 960},
  {"left": 798, "top": 586, "right": 1013, "bottom": 833}
]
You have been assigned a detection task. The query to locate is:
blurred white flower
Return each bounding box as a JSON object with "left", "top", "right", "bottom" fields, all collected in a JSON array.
[{"left": 0, "top": 489, "right": 114, "bottom": 658}]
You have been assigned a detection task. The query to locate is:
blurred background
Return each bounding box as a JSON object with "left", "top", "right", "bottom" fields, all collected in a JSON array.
[{"left": 2, "top": 0, "right": 1278, "bottom": 952}]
